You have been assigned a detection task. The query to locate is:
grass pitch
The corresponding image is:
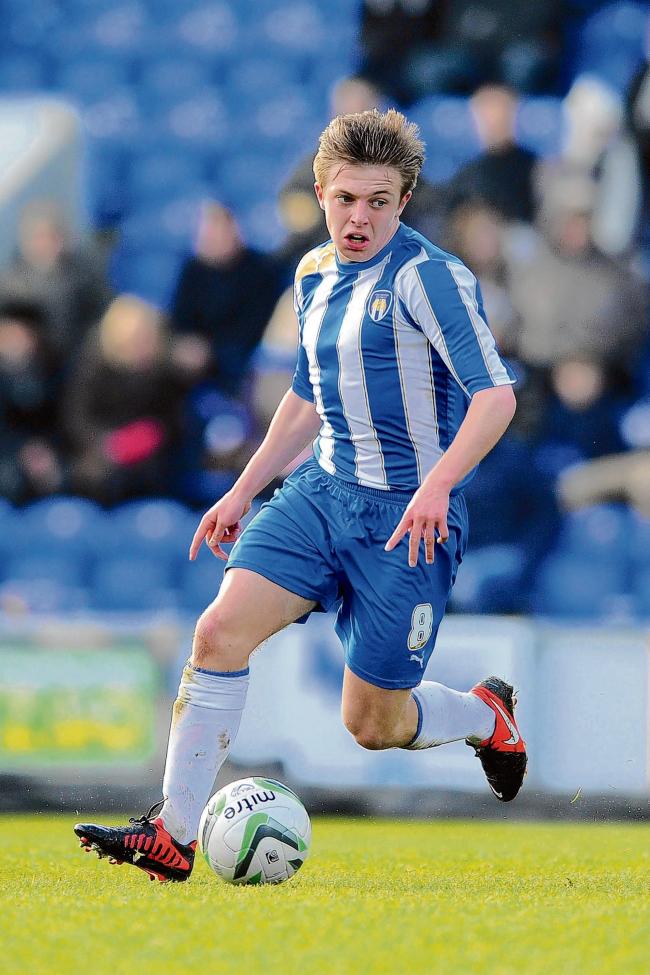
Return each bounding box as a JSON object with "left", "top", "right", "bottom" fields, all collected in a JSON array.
[{"left": 3, "top": 814, "right": 649, "bottom": 975}]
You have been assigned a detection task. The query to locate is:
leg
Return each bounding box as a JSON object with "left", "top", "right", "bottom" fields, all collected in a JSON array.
[
  {"left": 341, "top": 665, "right": 494, "bottom": 751},
  {"left": 191, "top": 566, "right": 316, "bottom": 671},
  {"left": 160, "top": 568, "right": 316, "bottom": 844},
  {"left": 341, "top": 667, "right": 418, "bottom": 749}
]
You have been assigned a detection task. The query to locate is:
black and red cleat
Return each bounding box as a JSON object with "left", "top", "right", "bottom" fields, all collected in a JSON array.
[
  {"left": 74, "top": 802, "right": 196, "bottom": 883},
  {"left": 466, "top": 676, "right": 527, "bottom": 802}
]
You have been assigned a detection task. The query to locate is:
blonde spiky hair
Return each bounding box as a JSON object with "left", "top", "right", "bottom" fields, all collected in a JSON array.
[{"left": 313, "top": 108, "right": 425, "bottom": 197}]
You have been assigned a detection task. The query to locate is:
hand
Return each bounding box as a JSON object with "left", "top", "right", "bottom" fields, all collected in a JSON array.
[
  {"left": 189, "top": 491, "right": 252, "bottom": 562},
  {"left": 384, "top": 480, "right": 450, "bottom": 567}
]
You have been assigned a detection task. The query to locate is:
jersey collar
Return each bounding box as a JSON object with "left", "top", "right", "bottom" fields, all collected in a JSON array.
[{"left": 334, "top": 223, "right": 404, "bottom": 274}]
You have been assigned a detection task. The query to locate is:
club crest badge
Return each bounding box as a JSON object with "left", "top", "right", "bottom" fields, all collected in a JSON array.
[{"left": 367, "top": 290, "right": 393, "bottom": 322}]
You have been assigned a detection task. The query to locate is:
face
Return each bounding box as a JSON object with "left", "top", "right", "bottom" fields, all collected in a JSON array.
[{"left": 315, "top": 163, "right": 411, "bottom": 263}]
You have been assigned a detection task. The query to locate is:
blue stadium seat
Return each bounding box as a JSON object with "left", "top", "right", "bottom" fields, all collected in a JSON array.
[
  {"left": 172, "top": 3, "right": 240, "bottom": 56},
  {"left": 409, "top": 97, "right": 481, "bottom": 176},
  {"left": 15, "top": 497, "right": 108, "bottom": 567},
  {"left": 575, "top": 2, "right": 647, "bottom": 92},
  {"left": 138, "top": 56, "right": 214, "bottom": 100},
  {"left": 557, "top": 504, "right": 631, "bottom": 568},
  {"left": 91, "top": 556, "right": 177, "bottom": 611},
  {"left": 533, "top": 554, "right": 625, "bottom": 618},
  {"left": 450, "top": 544, "right": 527, "bottom": 614},
  {"left": 55, "top": 58, "right": 132, "bottom": 102},
  {"left": 5, "top": 554, "right": 85, "bottom": 589},
  {"left": 81, "top": 89, "right": 142, "bottom": 148},
  {"left": 158, "top": 91, "right": 231, "bottom": 150},
  {"left": 633, "top": 567, "right": 650, "bottom": 618},
  {"left": 628, "top": 511, "right": 650, "bottom": 568},
  {"left": 105, "top": 499, "right": 193, "bottom": 560},
  {"left": 128, "top": 151, "right": 207, "bottom": 204},
  {"left": 517, "top": 98, "right": 564, "bottom": 157},
  {"left": 241, "top": 200, "right": 289, "bottom": 252},
  {"left": 225, "top": 59, "right": 303, "bottom": 102},
  {"left": 110, "top": 246, "right": 184, "bottom": 307},
  {"left": 0, "top": 53, "right": 49, "bottom": 91},
  {"left": 178, "top": 544, "right": 227, "bottom": 614}
]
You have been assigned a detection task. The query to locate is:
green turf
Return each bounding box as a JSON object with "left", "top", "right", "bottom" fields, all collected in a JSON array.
[{"left": 3, "top": 814, "right": 649, "bottom": 974}]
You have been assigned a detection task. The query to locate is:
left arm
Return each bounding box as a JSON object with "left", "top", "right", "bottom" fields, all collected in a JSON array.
[{"left": 385, "top": 385, "right": 516, "bottom": 566}]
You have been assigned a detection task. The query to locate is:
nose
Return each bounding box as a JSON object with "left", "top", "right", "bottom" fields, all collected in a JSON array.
[{"left": 350, "top": 200, "right": 369, "bottom": 225}]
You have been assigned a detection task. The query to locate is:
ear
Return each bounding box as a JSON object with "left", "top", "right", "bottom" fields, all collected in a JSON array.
[
  {"left": 397, "top": 190, "right": 412, "bottom": 216},
  {"left": 314, "top": 182, "right": 326, "bottom": 211}
]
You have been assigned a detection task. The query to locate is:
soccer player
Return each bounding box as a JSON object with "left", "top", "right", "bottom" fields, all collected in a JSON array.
[{"left": 75, "top": 109, "right": 527, "bottom": 883}]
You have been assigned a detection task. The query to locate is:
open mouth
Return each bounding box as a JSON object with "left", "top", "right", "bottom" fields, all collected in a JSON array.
[{"left": 344, "top": 233, "right": 369, "bottom": 249}]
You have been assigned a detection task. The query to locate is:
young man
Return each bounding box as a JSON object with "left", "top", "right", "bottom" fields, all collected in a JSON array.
[{"left": 75, "top": 109, "right": 527, "bottom": 883}]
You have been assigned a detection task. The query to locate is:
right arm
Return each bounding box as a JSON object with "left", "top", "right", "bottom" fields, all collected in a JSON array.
[{"left": 189, "top": 389, "right": 320, "bottom": 560}]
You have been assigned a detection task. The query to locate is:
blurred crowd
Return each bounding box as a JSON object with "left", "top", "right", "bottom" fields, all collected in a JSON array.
[{"left": 0, "top": 0, "right": 649, "bottom": 614}]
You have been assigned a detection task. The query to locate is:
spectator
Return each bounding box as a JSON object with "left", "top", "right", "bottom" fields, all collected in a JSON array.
[
  {"left": 170, "top": 201, "right": 283, "bottom": 397},
  {"left": 0, "top": 300, "right": 64, "bottom": 502},
  {"left": 505, "top": 173, "right": 647, "bottom": 381},
  {"left": 533, "top": 358, "right": 630, "bottom": 478},
  {"left": 626, "top": 34, "right": 650, "bottom": 258},
  {"left": 360, "top": 0, "right": 562, "bottom": 103},
  {"left": 443, "top": 201, "right": 517, "bottom": 348},
  {"left": 0, "top": 201, "right": 112, "bottom": 372},
  {"left": 540, "top": 75, "right": 643, "bottom": 258},
  {"left": 446, "top": 85, "right": 539, "bottom": 223},
  {"left": 62, "top": 296, "right": 187, "bottom": 505},
  {"left": 277, "top": 75, "right": 446, "bottom": 271}
]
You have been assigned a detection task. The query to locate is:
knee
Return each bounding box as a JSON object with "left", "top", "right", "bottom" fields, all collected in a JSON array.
[
  {"left": 343, "top": 713, "right": 392, "bottom": 751},
  {"left": 191, "top": 605, "right": 248, "bottom": 671}
]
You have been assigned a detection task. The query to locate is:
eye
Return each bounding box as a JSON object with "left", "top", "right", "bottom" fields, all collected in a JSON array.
[
  {"left": 336, "top": 194, "right": 353, "bottom": 204},
  {"left": 370, "top": 199, "right": 388, "bottom": 208}
]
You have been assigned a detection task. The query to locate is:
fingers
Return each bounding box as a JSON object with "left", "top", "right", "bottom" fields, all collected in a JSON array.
[
  {"left": 384, "top": 515, "right": 410, "bottom": 553},
  {"left": 206, "top": 525, "right": 229, "bottom": 561},
  {"left": 189, "top": 514, "right": 214, "bottom": 561},
  {"left": 424, "top": 521, "right": 435, "bottom": 565},
  {"left": 385, "top": 515, "right": 448, "bottom": 567}
]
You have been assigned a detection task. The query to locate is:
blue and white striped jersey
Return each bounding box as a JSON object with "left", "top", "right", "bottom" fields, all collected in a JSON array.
[{"left": 291, "top": 222, "right": 515, "bottom": 492}]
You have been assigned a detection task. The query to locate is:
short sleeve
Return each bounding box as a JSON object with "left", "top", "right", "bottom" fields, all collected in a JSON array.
[{"left": 399, "top": 258, "right": 516, "bottom": 396}]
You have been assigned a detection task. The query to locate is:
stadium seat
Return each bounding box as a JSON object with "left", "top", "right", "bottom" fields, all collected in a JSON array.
[
  {"left": 138, "top": 56, "right": 215, "bottom": 101},
  {"left": 533, "top": 554, "right": 626, "bottom": 618},
  {"left": 517, "top": 98, "right": 564, "bottom": 157},
  {"left": 557, "top": 505, "right": 631, "bottom": 569},
  {"left": 574, "top": 2, "right": 647, "bottom": 92},
  {"left": 632, "top": 567, "right": 650, "bottom": 618},
  {"left": 409, "top": 97, "right": 481, "bottom": 175},
  {"left": 13, "top": 497, "right": 108, "bottom": 567},
  {"left": 173, "top": 3, "right": 240, "bottom": 56},
  {"left": 225, "top": 59, "right": 303, "bottom": 102},
  {"left": 159, "top": 91, "right": 231, "bottom": 149},
  {"left": 55, "top": 58, "right": 132, "bottom": 102},
  {"left": 128, "top": 152, "right": 207, "bottom": 205},
  {"left": 5, "top": 554, "right": 85, "bottom": 589},
  {"left": 0, "top": 53, "right": 49, "bottom": 91},
  {"left": 81, "top": 89, "right": 142, "bottom": 147},
  {"left": 90, "top": 556, "right": 177, "bottom": 611},
  {"left": 110, "top": 246, "right": 184, "bottom": 307},
  {"left": 628, "top": 510, "right": 650, "bottom": 568},
  {"left": 178, "top": 544, "right": 227, "bottom": 614},
  {"left": 450, "top": 544, "right": 527, "bottom": 614},
  {"left": 102, "top": 499, "right": 195, "bottom": 573}
]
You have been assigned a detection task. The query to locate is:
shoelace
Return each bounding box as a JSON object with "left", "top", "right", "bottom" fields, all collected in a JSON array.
[{"left": 128, "top": 798, "right": 166, "bottom": 827}]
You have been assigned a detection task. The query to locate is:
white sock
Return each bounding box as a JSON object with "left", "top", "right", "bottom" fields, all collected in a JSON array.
[
  {"left": 159, "top": 662, "right": 249, "bottom": 844},
  {"left": 404, "top": 681, "right": 495, "bottom": 749}
]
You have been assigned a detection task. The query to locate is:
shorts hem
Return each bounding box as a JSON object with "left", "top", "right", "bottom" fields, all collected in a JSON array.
[
  {"left": 344, "top": 657, "right": 423, "bottom": 691},
  {"left": 225, "top": 559, "right": 332, "bottom": 609}
]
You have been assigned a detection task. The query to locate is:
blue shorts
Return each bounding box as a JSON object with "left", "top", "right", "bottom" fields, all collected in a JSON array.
[{"left": 226, "top": 458, "right": 468, "bottom": 690}]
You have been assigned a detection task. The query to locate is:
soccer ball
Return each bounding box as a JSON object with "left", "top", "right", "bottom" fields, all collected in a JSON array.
[{"left": 198, "top": 776, "right": 311, "bottom": 885}]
